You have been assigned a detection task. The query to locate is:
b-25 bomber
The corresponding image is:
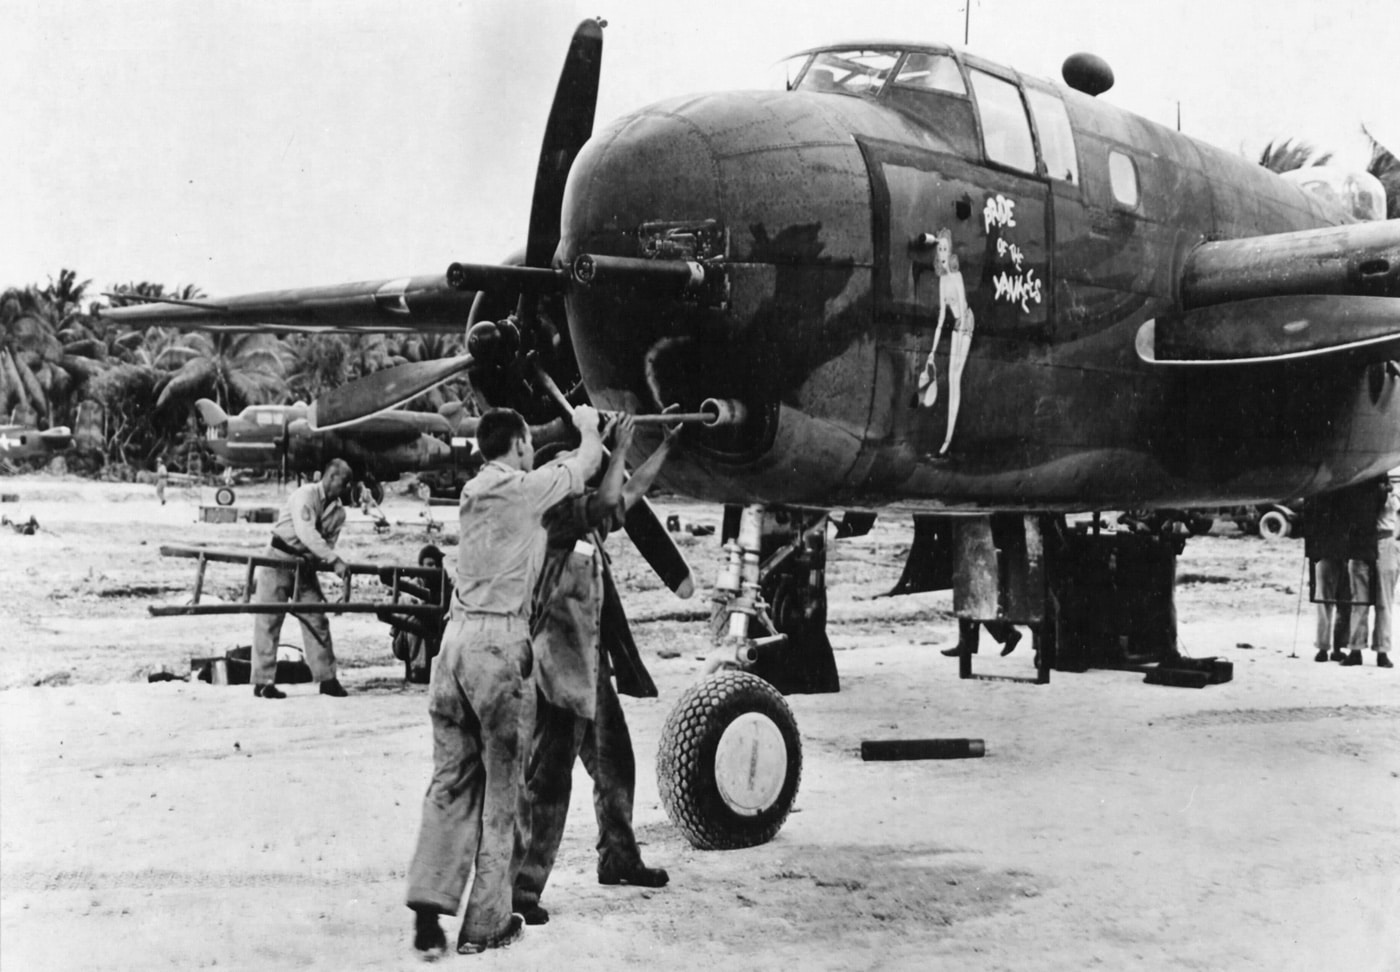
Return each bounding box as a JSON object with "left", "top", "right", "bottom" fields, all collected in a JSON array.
[{"left": 104, "top": 22, "right": 1400, "bottom": 850}]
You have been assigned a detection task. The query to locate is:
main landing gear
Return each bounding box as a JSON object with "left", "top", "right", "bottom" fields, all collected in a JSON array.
[{"left": 657, "top": 504, "right": 837, "bottom": 849}]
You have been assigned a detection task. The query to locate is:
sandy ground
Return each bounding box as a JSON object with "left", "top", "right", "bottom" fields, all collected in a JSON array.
[{"left": 1, "top": 475, "right": 1397, "bottom": 971}]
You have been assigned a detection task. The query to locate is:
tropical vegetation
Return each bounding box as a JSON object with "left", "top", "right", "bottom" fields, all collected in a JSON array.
[{"left": 0, "top": 270, "right": 469, "bottom": 478}]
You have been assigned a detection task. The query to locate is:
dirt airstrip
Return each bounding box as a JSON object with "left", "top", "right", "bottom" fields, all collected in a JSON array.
[{"left": 1, "top": 476, "right": 1396, "bottom": 971}]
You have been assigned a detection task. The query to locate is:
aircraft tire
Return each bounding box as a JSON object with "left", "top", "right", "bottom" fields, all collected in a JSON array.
[
  {"left": 657, "top": 670, "right": 801, "bottom": 851},
  {"left": 1258, "top": 510, "right": 1291, "bottom": 540},
  {"left": 214, "top": 486, "right": 236, "bottom": 507}
]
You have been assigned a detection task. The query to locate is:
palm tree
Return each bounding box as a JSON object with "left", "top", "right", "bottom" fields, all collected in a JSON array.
[
  {"left": 1257, "top": 138, "right": 1333, "bottom": 173},
  {"left": 1362, "top": 125, "right": 1400, "bottom": 219},
  {"left": 153, "top": 330, "right": 288, "bottom": 414},
  {"left": 284, "top": 333, "right": 351, "bottom": 403},
  {"left": 0, "top": 286, "right": 69, "bottom": 426}
]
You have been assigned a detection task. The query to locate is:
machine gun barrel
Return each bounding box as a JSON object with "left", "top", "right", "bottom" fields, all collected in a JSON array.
[
  {"left": 571, "top": 253, "right": 706, "bottom": 296},
  {"left": 445, "top": 262, "right": 570, "bottom": 293}
]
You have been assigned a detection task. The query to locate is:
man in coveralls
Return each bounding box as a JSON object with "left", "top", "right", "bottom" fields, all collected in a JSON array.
[
  {"left": 512, "top": 415, "right": 680, "bottom": 926},
  {"left": 251, "top": 457, "right": 353, "bottom": 699},
  {"left": 407, "top": 404, "right": 602, "bottom": 958}
]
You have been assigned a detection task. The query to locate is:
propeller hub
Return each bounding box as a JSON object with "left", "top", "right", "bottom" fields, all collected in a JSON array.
[{"left": 466, "top": 319, "right": 521, "bottom": 366}]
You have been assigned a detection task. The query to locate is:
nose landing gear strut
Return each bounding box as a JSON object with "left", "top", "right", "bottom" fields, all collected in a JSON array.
[{"left": 657, "top": 504, "right": 837, "bottom": 849}]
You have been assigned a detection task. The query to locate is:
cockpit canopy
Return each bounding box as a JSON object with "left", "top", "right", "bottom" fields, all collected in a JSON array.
[
  {"left": 771, "top": 44, "right": 1079, "bottom": 186},
  {"left": 1280, "top": 166, "right": 1387, "bottom": 222},
  {"left": 772, "top": 46, "right": 965, "bottom": 98}
]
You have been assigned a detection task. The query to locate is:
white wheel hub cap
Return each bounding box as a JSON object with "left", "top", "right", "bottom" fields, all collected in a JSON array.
[{"left": 714, "top": 712, "right": 787, "bottom": 817}]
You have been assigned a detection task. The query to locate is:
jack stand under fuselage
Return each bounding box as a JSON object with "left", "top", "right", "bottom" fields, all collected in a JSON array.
[{"left": 709, "top": 504, "right": 840, "bottom": 694}]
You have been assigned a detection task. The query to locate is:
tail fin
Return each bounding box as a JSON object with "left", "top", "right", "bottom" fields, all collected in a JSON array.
[{"left": 194, "top": 398, "right": 229, "bottom": 428}]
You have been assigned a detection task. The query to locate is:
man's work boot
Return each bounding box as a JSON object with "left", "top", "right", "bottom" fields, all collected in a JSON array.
[
  {"left": 599, "top": 862, "right": 670, "bottom": 888},
  {"left": 411, "top": 906, "right": 446, "bottom": 959},
  {"left": 999, "top": 629, "right": 1022, "bottom": 657},
  {"left": 940, "top": 643, "right": 974, "bottom": 657},
  {"left": 1314, "top": 649, "right": 1330, "bottom": 663},
  {"left": 517, "top": 903, "right": 549, "bottom": 926},
  {"left": 1378, "top": 653, "right": 1393, "bottom": 669},
  {"left": 319, "top": 678, "right": 349, "bottom": 697},
  {"left": 457, "top": 913, "right": 524, "bottom": 955},
  {"left": 1340, "top": 649, "right": 1364, "bottom": 666},
  {"left": 254, "top": 683, "right": 286, "bottom": 699},
  {"left": 1329, "top": 648, "right": 1347, "bottom": 662}
]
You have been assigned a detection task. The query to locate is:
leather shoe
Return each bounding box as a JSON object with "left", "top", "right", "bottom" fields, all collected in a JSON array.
[
  {"left": 1378, "top": 653, "right": 1393, "bottom": 669},
  {"left": 940, "top": 645, "right": 973, "bottom": 657},
  {"left": 1329, "top": 648, "right": 1347, "bottom": 662},
  {"left": 517, "top": 903, "right": 549, "bottom": 926},
  {"left": 319, "top": 678, "right": 348, "bottom": 697},
  {"left": 253, "top": 683, "right": 286, "bottom": 699},
  {"left": 999, "top": 629, "right": 1022, "bottom": 657},
  {"left": 1314, "top": 649, "right": 1330, "bottom": 663},
  {"left": 412, "top": 906, "right": 446, "bottom": 957},
  {"left": 599, "top": 863, "right": 669, "bottom": 888},
  {"left": 1340, "top": 650, "right": 1363, "bottom": 667},
  {"left": 457, "top": 913, "right": 524, "bottom": 955}
]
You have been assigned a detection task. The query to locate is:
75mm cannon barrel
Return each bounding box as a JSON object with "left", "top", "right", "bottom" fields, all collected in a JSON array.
[{"left": 616, "top": 398, "right": 747, "bottom": 429}]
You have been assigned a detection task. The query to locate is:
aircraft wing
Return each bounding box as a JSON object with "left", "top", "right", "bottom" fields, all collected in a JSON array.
[
  {"left": 99, "top": 274, "right": 472, "bottom": 334},
  {"left": 1139, "top": 221, "right": 1400, "bottom": 367}
]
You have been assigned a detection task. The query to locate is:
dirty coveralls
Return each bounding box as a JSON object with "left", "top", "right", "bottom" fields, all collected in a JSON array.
[
  {"left": 513, "top": 492, "right": 658, "bottom": 912},
  {"left": 251, "top": 481, "right": 345, "bottom": 686},
  {"left": 406, "top": 458, "right": 585, "bottom": 943}
]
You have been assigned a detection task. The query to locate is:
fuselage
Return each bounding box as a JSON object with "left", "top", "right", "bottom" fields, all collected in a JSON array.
[
  {"left": 0, "top": 425, "right": 72, "bottom": 461},
  {"left": 206, "top": 403, "right": 469, "bottom": 481},
  {"left": 559, "top": 41, "right": 1400, "bottom": 511}
]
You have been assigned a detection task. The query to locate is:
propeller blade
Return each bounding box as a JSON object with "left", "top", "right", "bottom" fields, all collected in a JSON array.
[
  {"left": 530, "top": 353, "right": 696, "bottom": 597},
  {"left": 524, "top": 19, "right": 604, "bottom": 269},
  {"left": 624, "top": 498, "right": 696, "bottom": 599},
  {"left": 308, "top": 355, "right": 473, "bottom": 430}
]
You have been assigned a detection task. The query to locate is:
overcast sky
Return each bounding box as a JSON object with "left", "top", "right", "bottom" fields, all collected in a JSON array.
[{"left": 3, "top": 0, "right": 1396, "bottom": 298}]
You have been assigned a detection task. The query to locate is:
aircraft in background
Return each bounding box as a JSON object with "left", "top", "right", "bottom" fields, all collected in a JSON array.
[
  {"left": 0, "top": 423, "right": 74, "bottom": 464},
  {"left": 189, "top": 398, "right": 581, "bottom": 502},
  {"left": 190, "top": 398, "right": 477, "bottom": 502},
  {"left": 102, "top": 23, "right": 1400, "bottom": 850}
]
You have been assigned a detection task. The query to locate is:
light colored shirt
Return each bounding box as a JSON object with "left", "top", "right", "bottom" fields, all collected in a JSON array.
[
  {"left": 453, "top": 459, "right": 585, "bottom": 617},
  {"left": 1380, "top": 491, "right": 1399, "bottom": 538},
  {"left": 271, "top": 481, "right": 345, "bottom": 562}
]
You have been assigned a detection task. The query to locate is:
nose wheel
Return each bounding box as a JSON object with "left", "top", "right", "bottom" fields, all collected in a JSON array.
[{"left": 657, "top": 670, "right": 802, "bottom": 850}]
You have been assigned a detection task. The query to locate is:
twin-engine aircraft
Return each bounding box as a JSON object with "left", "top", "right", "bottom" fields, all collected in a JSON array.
[
  {"left": 0, "top": 423, "right": 73, "bottom": 463},
  {"left": 103, "top": 22, "right": 1400, "bottom": 850},
  {"left": 189, "top": 399, "right": 478, "bottom": 502}
]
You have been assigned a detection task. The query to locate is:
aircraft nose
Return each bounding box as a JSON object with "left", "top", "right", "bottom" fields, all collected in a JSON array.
[{"left": 560, "top": 91, "right": 878, "bottom": 498}]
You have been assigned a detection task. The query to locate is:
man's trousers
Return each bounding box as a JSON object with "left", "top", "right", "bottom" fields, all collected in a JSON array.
[
  {"left": 513, "top": 662, "right": 642, "bottom": 910},
  {"left": 251, "top": 553, "right": 337, "bottom": 685},
  {"left": 406, "top": 613, "right": 535, "bottom": 942},
  {"left": 1348, "top": 539, "right": 1398, "bottom": 653}
]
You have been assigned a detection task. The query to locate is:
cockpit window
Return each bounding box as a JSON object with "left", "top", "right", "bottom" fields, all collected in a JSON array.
[
  {"left": 768, "top": 55, "right": 809, "bottom": 92},
  {"left": 797, "top": 50, "right": 899, "bottom": 97},
  {"left": 1025, "top": 87, "right": 1079, "bottom": 183},
  {"left": 892, "top": 52, "right": 966, "bottom": 94},
  {"left": 968, "top": 69, "right": 1036, "bottom": 173}
]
